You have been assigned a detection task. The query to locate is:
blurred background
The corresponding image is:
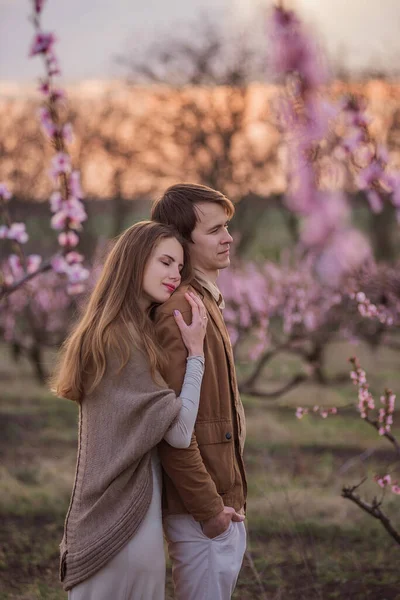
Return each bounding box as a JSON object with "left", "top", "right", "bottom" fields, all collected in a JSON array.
[{"left": 1, "top": 1, "right": 400, "bottom": 598}]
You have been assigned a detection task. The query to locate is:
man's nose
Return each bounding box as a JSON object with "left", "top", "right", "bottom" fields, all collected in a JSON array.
[{"left": 223, "top": 230, "right": 233, "bottom": 244}]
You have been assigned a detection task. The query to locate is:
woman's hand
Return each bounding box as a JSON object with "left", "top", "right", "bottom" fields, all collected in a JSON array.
[{"left": 173, "top": 292, "right": 207, "bottom": 356}]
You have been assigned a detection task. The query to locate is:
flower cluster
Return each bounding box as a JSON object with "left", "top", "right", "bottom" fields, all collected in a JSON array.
[
  {"left": 0, "top": 222, "right": 29, "bottom": 244},
  {"left": 349, "top": 356, "right": 396, "bottom": 434},
  {"left": 51, "top": 252, "right": 89, "bottom": 295},
  {"left": 351, "top": 291, "right": 394, "bottom": 326},
  {"left": 0, "top": 267, "right": 73, "bottom": 347},
  {"left": 0, "top": 0, "right": 88, "bottom": 300},
  {"left": 296, "top": 406, "right": 338, "bottom": 419},
  {"left": 349, "top": 356, "right": 375, "bottom": 418},
  {"left": 336, "top": 96, "right": 400, "bottom": 217},
  {"left": 219, "top": 256, "right": 343, "bottom": 357},
  {"left": 378, "top": 389, "right": 396, "bottom": 436},
  {"left": 268, "top": 6, "right": 327, "bottom": 90},
  {"left": 374, "top": 474, "right": 400, "bottom": 496}
]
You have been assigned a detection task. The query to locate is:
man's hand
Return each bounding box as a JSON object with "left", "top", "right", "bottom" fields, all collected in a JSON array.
[{"left": 201, "top": 506, "right": 245, "bottom": 539}]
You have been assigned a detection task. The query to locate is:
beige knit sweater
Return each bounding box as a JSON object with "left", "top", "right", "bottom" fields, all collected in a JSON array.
[{"left": 60, "top": 347, "right": 182, "bottom": 591}]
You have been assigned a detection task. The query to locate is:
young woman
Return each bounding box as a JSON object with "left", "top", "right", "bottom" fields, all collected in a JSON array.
[{"left": 51, "top": 221, "right": 208, "bottom": 599}]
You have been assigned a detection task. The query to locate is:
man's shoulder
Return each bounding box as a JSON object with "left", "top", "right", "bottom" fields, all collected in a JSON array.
[{"left": 154, "top": 282, "right": 195, "bottom": 318}]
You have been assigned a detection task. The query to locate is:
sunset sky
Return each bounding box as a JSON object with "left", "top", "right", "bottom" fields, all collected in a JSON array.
[{"left": 1, "top": 0, "right": 400, "bottom": 83}]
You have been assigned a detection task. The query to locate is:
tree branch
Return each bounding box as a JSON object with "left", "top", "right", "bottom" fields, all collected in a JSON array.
[
  {"left": 0, "top": 259, "right": 53, "bottom": 300},
  {"left": 364, "top": 415, "right": 400, "bottom": 458},
  {"left": 342, "top": 485, "right": 400, "bottom": 545},
  {"left": 240, "top": 373, "right": 308, "bottom": 399}
]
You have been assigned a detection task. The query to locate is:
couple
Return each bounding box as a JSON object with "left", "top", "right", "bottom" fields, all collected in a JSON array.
[{"left": 53, "top": 183, "right": 247, "bottom": 600}]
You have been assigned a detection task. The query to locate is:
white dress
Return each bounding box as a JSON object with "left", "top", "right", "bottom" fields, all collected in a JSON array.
[{"left": 69, "top": 356, "right": 204, "bottom": 600}]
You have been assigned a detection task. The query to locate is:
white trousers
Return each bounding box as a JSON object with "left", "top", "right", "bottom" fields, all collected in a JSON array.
[
  {"left": 68, "top": 451, "right": 165, "bottom": 600},
  {"left": 164, "top": 514, "right": 247, "bottom": 600}
]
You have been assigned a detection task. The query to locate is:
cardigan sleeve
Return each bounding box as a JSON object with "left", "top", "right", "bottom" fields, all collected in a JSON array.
[{"left": 164, "top": 355, "right": 204, "bottom": 448}]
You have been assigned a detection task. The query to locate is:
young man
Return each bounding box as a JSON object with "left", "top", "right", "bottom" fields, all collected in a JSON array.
[{"left": 151, "top": 183, "right": 247, "bottom": 600}]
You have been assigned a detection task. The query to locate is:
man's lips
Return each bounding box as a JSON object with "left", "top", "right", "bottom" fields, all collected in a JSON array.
[
  {"left": 219, "top": 248, "right": 230, "bottom": 255},
  {"left": 163, "top": 283, "right": 176, "bottom": 292}
]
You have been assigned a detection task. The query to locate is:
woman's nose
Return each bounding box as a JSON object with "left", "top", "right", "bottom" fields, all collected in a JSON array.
[{"left": 172, "top": 267, "right": 181, "bottom": 281}]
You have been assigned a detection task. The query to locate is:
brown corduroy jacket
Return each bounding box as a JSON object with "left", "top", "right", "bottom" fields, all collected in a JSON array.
[{"left": 154, "top": 279, "right": 247, "bottom": 523}]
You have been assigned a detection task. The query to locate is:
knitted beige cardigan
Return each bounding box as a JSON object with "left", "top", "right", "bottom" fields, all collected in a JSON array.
[{"left": 60, "top": 347, "right": 182, "bottom": 591}]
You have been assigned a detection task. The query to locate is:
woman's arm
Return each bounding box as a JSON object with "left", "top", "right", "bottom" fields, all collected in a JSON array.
[{"left": 164, "top": 355, "right": 204, "bottom": 448}]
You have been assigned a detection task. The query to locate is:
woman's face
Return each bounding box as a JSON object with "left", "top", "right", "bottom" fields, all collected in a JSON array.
[{"left": 141, "top": 237, "right": 184, "bottom": 307}]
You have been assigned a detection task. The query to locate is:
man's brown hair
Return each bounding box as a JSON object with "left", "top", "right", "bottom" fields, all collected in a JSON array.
[{"left": 151, "top": 183, "right": 235, "bottom": 241}]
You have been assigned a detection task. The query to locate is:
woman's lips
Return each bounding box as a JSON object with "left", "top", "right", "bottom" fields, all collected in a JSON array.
[{"left": 163, "top": 283, "right": 176, "bottom": 292}]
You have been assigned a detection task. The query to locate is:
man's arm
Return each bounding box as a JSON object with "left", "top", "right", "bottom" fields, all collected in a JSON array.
[{"left": 155, "top": 302, "right": 224, "bottom": 522}]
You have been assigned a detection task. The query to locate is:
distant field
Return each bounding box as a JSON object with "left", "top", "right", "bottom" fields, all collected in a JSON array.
[{"left": 1, "top": 341, "right": 400, "bottom": 600}]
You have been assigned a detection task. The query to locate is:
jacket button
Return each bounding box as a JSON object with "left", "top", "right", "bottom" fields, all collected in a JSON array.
[{"left": 225, "top": 432, "right": 232, "bottom": 440}]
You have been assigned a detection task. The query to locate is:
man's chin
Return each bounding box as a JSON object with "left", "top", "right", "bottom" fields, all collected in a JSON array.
[{"left": 218, "top": 256, "right": 230, "bottom": 269}]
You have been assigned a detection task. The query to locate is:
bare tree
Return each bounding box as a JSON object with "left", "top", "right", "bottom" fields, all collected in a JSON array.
[{"left": 116, "top": 16, "right": 282, "bottom": 255}]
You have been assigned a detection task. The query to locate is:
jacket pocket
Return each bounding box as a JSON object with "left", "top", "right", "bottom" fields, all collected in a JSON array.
[{"left": 195, "top": 420, "right": 235, "bottom": 494}]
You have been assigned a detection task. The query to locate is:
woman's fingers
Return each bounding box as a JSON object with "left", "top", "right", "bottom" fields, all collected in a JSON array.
[
  {"left": 187, "top": 292, "right": 207, "bottom": 322},
  {"left": 184, "top": 292, "right": 200, "bottom": 320},
  {"left": 178, "top": 291, "right": 208, "bottom": 329},
  {"left": 173, "top": 309, "right": 186, "bottom": 329}
]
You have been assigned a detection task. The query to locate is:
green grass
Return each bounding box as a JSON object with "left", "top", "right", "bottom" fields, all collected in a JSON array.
[{"left": 1, "top": 342, "right": 400, "bottom": 599}]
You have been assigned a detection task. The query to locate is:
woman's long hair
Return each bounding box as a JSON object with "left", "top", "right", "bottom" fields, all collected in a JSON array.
[{"left": 51, "top": 221, "right": 192, "bottom": 402}]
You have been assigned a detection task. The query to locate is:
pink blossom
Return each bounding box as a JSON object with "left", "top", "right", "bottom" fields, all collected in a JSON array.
[
  {"left": 268, "top": 7, "right": 327, "bottom": 89},
  {"left": 58, "top": 231, "right": 79, "bottom": 248},
  {"left": 341, "top": 130, "right": 364, "bottom": 154},
  {"left": 67, "top": 263, "right": 90, "bottom": 284},
  {"left": 49, "top": 191, "right": 63, "bottom": 213},
  {"left": 296, "top": 407, "right": 308, "bottom": 419},
  {"left": 316, "top": 229, "right": 372, "bottom": 287},
  {"left": 0, "top": 225, "right": 8, "bottom": 239},
  {"left": 51, "top": 210, "right": 68, "bottom": 231},
  {"left": 67, "top": 283, "right": 86, "bottom": 295},
  {"left": 29, "top": 32, "right": 56, "bottom": 57},
  {"left": 27, "top": 254, "right": 42, "bottom": 274},
  {"left": 50, "top": 153, "right": 72, "bottom": 181},
  {"left": 38, "top": 81, "right": 50, "bottom": 96},
  {"left": 392, "top": 485, "right": 400, "bottom": 495},
  {"left": 300, "top": 192, "right": 349, "bottom": 248},
  {"left": 226, "top": 325, "right": 239, "bottom": 347},
  {"left": 38, "top": 107, "right": 56, "bottom": 138},
  {"left": 62, "top": 123, "right": 73, "bottom": 144},
  {"left": 8, "top": 254, "right": 23, "bottom": 277},
  {"left": 357, "top": 160, "right": 384, "bottom": 190},
  {"left": 366, "top": 190, "right": 383, "bottom": 214},
  {"left": 51, "top": 88, "right": 66, "bottom": 101},
  {"left": 65, "top": 251, "right": 84, "bottom": 264},
  {"left": 34, "top": 0, "right": 46, "bottom": 14},
  {"left": 69, "top": 171, "right": 84, "bottom": 199},
  {"left": 47, "top": 52, "right": 61, "bottom": 77},
  {"left": 64, "top": 198, "right": 87, "bottom": 227},
  {"left": 376, "top": 474, "right": 391, "bottom": 488},
  {"left": 51, "top": 255, "right": 68, "bottom": 273},
  {"left": 8, "top": 223, "right": 29, "bottom": 244},
  {"left": 0, "top": 183, "right": 12, "bottom": 201}
]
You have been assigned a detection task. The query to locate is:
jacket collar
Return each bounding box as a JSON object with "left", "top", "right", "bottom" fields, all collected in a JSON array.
[{"left": 193, "top": 269, "right": 225, "bottom": 309}]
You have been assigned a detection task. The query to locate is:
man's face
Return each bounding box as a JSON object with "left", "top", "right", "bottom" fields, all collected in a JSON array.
[{"left": 190, "top": 202, "right": 233, "bottom": 275}]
